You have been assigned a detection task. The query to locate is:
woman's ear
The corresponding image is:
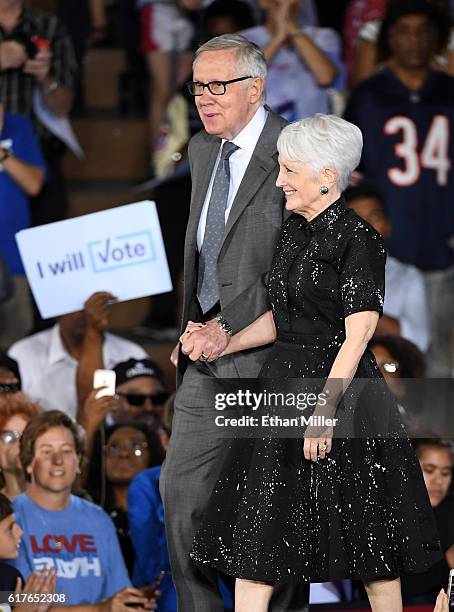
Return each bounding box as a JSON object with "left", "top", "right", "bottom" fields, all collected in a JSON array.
[{"left": 323, "top": 167, "right": 338, "bottom": 188}]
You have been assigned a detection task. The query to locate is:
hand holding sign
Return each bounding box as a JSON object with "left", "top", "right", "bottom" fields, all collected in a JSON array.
[{"left": 16, "top": 201, "right": 172, "bottom": 319}]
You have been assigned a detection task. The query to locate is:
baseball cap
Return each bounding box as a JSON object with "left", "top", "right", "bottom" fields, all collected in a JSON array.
[{"left": 113, "top": 358, "right": 165, "bottom": 388}]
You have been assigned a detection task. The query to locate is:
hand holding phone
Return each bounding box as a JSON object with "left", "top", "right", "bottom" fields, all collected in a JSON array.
[{"left": 93, "top": 369, "right": 116, "bottom": 399}]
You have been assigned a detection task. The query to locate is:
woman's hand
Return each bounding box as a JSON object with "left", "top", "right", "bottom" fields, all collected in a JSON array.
[
  {"left": 303, "top": 426, "right": 333, "bottom": 462},
  {"left": 433, "top": 589, "right": 449, "bottom": 612}
]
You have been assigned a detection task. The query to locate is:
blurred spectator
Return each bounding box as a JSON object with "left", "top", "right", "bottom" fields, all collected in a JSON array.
[
  {"left": 85, "top": 422, "right": 165, "bottom": 577},
  {"left": 113, "top": 358, "right": 168, "bottom": 426},
  {"left": 241, "top": 0, "right": 342, "bottom": 121},
  {"left": 345, "top": 0, "right": 454, "bottom": 376},
  {"left": 128, "top": 466, "right": 176, "bottom": 612},
  {"left": 0, "top": 492, "right": 24, "bottom": 590},
  {"left": 8, "top": 292, "right": 147, "bottom": 418},
  {"left": 0, "top": 491, "right": 57, "bottom": 599},
  {"left": 77, "top": 357, "right": 167, "bottom": 459},
  {"left": 345, "top": 182, "right": 430, "bottom": 352},
  {"left": 7, "top": 410, "right": 156, "bottom": 610},
  {"left": 351, "top": 0, "right": 454, "bottom": 85},
  {"left": 0, "top": 0, "right": 77, "bottom": 226},
  {"left": 343, "top": 0, "right": 387, "bottom": 82},
  {"left": 0, "top": 351, "right": 21, "bottom": 390},
  {"left": 401, "top": 439, "right": 454, "bottom": 603},
  {"left": 0, "top": 102, "right": 45, "bottom": 348},
  {"left": 369, "top": 334, "right": 425, "bottom": 408},
  {"left": 138, "top": 0, "right": 199, "bottom": 167},
  {"left": 0, "top": 392, "right": 39, "bottom": 500},
  {"left": 202, "top": 0, "right": 255, "bottom": 38}
]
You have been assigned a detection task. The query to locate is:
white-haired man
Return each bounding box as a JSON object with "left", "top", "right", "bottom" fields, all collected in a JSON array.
[{"left": 160, "top": 34, "right": 308, "bottom": 611}]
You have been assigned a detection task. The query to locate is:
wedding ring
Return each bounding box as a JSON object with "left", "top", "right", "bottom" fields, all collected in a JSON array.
[
  {"left": 320, "top": 443, "right": 327, "bottom": 452},
  {"left": 200, "top": 353, "right": 209, "bottom": 361}
]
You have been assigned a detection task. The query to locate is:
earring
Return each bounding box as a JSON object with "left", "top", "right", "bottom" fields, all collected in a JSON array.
[{"left": 320, "top": 186, "right": 329, "bottom": 195}]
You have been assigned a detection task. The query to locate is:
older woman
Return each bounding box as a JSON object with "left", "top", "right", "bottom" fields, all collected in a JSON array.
[
  {"left": 0, "top": 393, "right": 39, "bottom": 500},
  {"left": 187, "top": 115, "right": 441, "bottom": 612}
]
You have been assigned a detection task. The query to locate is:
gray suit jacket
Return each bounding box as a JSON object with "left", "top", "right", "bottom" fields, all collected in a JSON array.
[{"left": 177, "top": 109, "right": 288, "bottom": 384}]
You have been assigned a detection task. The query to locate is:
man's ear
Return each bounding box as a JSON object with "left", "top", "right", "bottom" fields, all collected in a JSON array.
[{"left": 249, "top": 78, "right": 264, "bottom": 104}]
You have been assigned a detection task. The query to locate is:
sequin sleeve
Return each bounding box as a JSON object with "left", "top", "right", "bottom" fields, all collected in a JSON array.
[{"left": 340, "top": 223, "right": 386, "bottom": 318}]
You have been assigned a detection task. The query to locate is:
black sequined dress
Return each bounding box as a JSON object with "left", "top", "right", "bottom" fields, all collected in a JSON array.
[{"left": 191, "top": 198, "right": 441, "bottom": 584}]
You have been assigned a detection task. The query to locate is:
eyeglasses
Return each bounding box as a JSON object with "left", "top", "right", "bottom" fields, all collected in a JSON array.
[
  {"left": 117, "top": 392, "right": 169, "bottom": 407},
  {"left": 186, "top": 76, "right": 253, "bottom": 96},
  {"left": 105, "top": 442, "right": 149, "bottom": 457},
  {"left": 381, "top": 361, "right": 400, "bottom": 374},
  {"left": 0, "top": 430, "right": 22, "bottom": 444}
]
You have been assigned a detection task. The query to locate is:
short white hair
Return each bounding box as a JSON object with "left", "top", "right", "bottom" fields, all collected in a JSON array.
[
  {"left": 277, "top": 114, "right": 363, "bottom": 191},
  {"left": 193, "top": 34, "right": 267, "bottom": 102}
]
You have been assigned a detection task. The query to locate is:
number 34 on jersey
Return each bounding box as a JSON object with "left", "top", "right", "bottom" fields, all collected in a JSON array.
[{"left": 384, "top": 115, "right": 451, "bottom": 187}]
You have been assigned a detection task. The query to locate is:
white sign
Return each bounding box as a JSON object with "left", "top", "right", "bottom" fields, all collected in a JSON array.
[{"left": 16, "top": 200, "right": 173, "bottom": 319}]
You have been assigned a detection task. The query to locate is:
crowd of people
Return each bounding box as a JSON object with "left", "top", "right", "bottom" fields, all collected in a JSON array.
[{"left": 1, "top": 0, "right": 454, "bottom": 611}]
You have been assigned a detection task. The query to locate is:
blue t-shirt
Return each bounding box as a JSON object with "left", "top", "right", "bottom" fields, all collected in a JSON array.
[
  {"left": 128, "top": 467, "right": 232, "bottom": 612},
  {"left": 8, "top": 494, "right": 130, "bottom": 604},
  {"left": 0, "top": 112, "right": 45, "bottom": 275}
]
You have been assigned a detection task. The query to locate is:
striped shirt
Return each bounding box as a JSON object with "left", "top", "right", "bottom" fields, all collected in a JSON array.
[{"left": 0, "top": 6, "right": 77, "bottom": 150}]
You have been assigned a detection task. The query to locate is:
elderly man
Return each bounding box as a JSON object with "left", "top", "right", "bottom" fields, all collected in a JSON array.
[{"left": 160, "top": 34, "right": 306, "bottom": 611}]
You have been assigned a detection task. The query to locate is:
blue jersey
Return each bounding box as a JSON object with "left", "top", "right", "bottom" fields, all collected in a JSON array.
[
  {"left": 0, "top": 112, "right": 45, "bottom": 274},
  {"left": 345, "top": 68, "right": 454, "bottom": 271}
]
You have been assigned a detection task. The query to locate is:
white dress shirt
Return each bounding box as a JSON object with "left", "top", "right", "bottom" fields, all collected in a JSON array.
[
  {"left": 384, "top": 255, "right": 431, "bottom": 352},
  {"left": 197, "top": 105, "right": 268, "bottom": 250},
  {"left": 8, "top": 324, "right": 148, "bottom": 418}
]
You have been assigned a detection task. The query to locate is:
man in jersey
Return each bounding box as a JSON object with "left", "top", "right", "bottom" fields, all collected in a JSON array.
[{"left": 345, "top": 0, "right": 454, "bottom": 377}]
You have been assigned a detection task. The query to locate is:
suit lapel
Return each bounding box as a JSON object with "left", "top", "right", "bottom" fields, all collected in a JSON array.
[
  {"left": 222, "top": 112, "right": 282, "bottom": 244},
  {"left": 186, "top": 135, "right": 220, "bottom": 251}
]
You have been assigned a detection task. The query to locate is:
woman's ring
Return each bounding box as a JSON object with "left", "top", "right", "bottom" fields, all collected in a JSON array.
[{"left": 320, "top": 443, "right": 327, "bottom": 452}]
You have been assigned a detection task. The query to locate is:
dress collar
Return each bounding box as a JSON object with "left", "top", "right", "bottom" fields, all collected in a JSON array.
[{"left": 297, "top": 196, "right": 347, "bottom": 232}]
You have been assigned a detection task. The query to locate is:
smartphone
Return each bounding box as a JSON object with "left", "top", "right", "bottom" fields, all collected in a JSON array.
[
  {"left": 448, "top": 569, "right": 454, "bottom": 609},
  {"left": 93, "top": 369, "right": 116, "bottom": 398}
]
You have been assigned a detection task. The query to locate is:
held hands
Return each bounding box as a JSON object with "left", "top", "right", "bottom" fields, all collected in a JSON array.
[{"left": 180, "top": 320, "right": 230, "bottom": 362}]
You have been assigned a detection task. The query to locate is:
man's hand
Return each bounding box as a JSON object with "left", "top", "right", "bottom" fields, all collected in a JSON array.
[
  {"left": 170, "top": 343, "right": 179, "bottom": 367},
  {"left": 84, "top": 291, "right": 116, "bottom": 334},
  {"left": 101, "top": 587, "right": 157, "bottom": 612},
  {"left": 23, "top": 48, "right": 52, "bottom": 83},
  {"left": 180, "top": 319, "right": 230, "bottom": 362},
  {"left": 0, "top": 41, "right": 28, "bottom": 70}
]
